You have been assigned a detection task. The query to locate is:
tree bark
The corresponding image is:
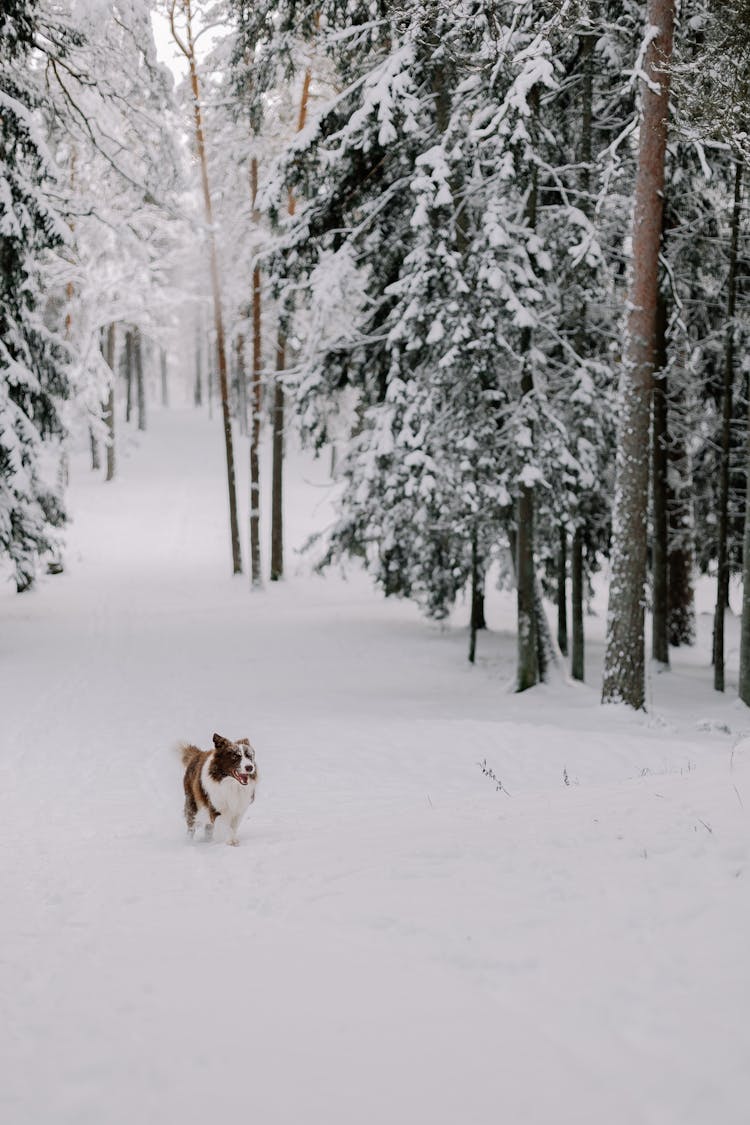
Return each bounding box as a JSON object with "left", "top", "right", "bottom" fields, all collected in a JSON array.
[
  {"left": 714, "top": 158, "right": 742, "bottom": 692},
  {"left": 236, "top": 333, "right": 248, "bottom": 437},
  {"left": 171, "top": 0, "right": 242, "bottom": 574},
  {"left": 602, "top": 0, "right": 674, "bottom": 709},
  {"left": 516, "top": 85, "right": 540, "bottom": 692},
  {"left": 125, "top": 328, "right": 134, "bottom": 423},
  {"left": 248, "top": 158, "right": 263, "bottom": 588},
  {"left": 270, "top": 64, "right": 315, "bottom": 582},
  {"left": 134, "top": 326, "right": 146, "bottom": 433},
  {"left": 557, "top": 525, "right": 568, "bottom": 656},
  {"left": 103, "top": 324, "right": 116, "bottom": 482},
  {"left": 469, "top": 529, "right": 485, "bottom": 664},
  {"left": 270, "top": 334, "right": 285, "bottom": 582},
  {"left": 571, "top": 527, "right": 584, "bottom": 681},
  {"left": 160, "top": 348, "right": 169, "bottom": 407},
  {"left": 194, "top": 315, "right": 203, "bottom": 407},
  {"left": 651, "top": 291, "right": 669, "bottom": 665}
]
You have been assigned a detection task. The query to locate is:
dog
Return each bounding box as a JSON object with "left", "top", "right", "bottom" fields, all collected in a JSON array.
[{"left": 179, "top": 733, "right": 258, "bottom": 846}]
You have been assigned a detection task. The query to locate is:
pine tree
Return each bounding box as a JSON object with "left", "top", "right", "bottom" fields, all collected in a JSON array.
[
  {"left": 602, "top": 0, "right": 675, "bottom": 709},
  {"left": 0, "top": 0, "right": 70, "bottom": 591}
]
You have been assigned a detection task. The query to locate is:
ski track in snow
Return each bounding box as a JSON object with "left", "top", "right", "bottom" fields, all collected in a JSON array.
[{"left": 1, "top": 407, "right": 749, "bottom": 1125}]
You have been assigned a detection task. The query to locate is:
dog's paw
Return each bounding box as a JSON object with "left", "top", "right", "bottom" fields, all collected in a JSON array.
[{"left": 227, "top": 838, "right": 239, "bottom": 847}]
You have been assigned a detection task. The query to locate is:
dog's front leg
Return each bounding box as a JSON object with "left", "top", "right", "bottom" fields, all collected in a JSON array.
[{"left": 227, "top": 815, "right": 241, "bottom": 846}]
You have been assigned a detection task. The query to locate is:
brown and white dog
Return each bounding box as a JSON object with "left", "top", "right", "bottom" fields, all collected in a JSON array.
[{"left": 179, "top": 733, "right": 258, "bottom": 846}]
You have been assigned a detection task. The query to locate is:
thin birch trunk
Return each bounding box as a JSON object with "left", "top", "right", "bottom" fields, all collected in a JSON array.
[
  {"left": 714, "top": 159, "right": 742, "bottom": 691},
  {"left": 170, "top": 0, "right": 242, "bottom": 574},
  {"left": 602, "top": 0, "right": 674, "bottom": 709}
]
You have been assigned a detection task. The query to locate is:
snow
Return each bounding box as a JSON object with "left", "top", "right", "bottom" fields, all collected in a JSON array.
[{"left": 2, "top": 406, "right": 749, "bottom": 1124}]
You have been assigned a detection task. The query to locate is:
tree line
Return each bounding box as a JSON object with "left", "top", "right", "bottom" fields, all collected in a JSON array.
[{"left": 1, "top": 1, "right": 749, "bottom": 712}]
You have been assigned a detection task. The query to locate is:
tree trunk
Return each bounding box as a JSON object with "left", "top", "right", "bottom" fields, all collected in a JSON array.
[
  {"left": 738, "top": 272, "right": 750, "bottom": 703},
  {"left": 194, "top": 316, "right": 203, "bottom": 407},
  {"left": 469, "top": 529, "right": 484, "bottom": 664},
  {"left": 557, "top": 525, "right": 568, "bottom": 656},
  {"left": 103, "top": 324, "right": 116, "bottom": 482},
  {"left": 134, "top": 326, "right": 146, "bottom": 433},
  {"left": 250, "top": 157, "right": 263, "bottom": 588},
  {"left": 270, "top": 334, "right": 285, "bottom": 582},
  {"left": 714, "top": 158, "right": 742, "bottom": 692},
  {"left": 125, "top": 328, "right": 134, "bottom": 423},
  {"left": 171, "top": 0, "right": 242, "bottom": 575},
  {"left": 236, "top": 333, "right": 248, "bottom": 437},
  {"left": 651, "top": 291, "right": 669, "bottom": 665},
  {"left": 89, "top": 427, "right": 100, "bottom": 471},
  {"left": 160, "top": 348, "right": 169, "bottom": 407},
  {"left": 516, "top": 85, "right": 540, "bottom": 692},
  {"left": 516, "top": 458, "right": 539, "bottom": 691},
  {"left": 667, "top": 358, "right": 696, "bottom": 645},
  {"left": 571, "top": 527, "right": 584, "bottom": 681},
  {"left": 270, "top": 65, "right": 315, "bottom": 583},
  {"left": 602, "top": 0, "right": 674, "bottom": 709}
]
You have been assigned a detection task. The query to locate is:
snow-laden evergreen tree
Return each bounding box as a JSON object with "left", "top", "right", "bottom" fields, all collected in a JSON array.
[
  {"left": 0, "top": 0, "right": 70, "bottom": 591},
  {"left": 234, "top": 0, "right": 610, "bottom": 681}
]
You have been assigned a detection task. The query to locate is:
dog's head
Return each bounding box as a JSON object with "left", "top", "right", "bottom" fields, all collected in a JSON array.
[{"left": 212, "top": 733, "right": 257, "bottom": 786}]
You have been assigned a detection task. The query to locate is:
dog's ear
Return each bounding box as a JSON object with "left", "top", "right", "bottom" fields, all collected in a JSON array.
[{"left": 212, "top": 733, "right": 230, "bottom": 749}]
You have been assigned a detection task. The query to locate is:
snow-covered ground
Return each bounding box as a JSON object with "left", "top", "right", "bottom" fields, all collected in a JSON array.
[{"left": 1, "top": 407, "right": 749, "bottom": 1125}]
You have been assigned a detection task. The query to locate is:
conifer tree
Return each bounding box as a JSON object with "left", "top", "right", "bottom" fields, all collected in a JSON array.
[{"left": 0, "top": 0, "right": 70, "bottom": 591}]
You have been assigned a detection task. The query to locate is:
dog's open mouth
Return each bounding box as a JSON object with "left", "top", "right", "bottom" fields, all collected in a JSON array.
[{"left": 232, "top": 770, "right": 250, "bottom": 786}]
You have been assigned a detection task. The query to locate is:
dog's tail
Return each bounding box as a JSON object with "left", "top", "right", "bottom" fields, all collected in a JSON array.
[{"left": 175, "top": 742, "right": 202, "bottom": 768}]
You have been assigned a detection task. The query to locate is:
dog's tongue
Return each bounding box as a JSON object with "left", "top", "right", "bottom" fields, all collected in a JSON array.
[{"left": 233, "top": 770, "right": 249, "bottom": 786}]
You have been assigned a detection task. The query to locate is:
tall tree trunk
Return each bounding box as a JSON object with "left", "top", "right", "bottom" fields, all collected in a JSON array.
[
  {"left": 160, "top": 348, "right": 169, "bottom": 407},
  {"left": 666, "top": 344, "right": 696, "bottom": 644},
  {"left": 194, "top": 315, "right": 203, "bottom": 407},
  {"left": 602, "top": 0, "right": 674, "bottom": 709},
  {"left": 714, "top": 158, "right": 742, "bottom": 692},
  {"left": 571, "top": 527, "right": 585, "bottom": 681},
  {"left": 738, "top": 248, "right": 750, "bottom": 703},
  {"left": 569, "top": 25, "right": 595, "bottom": 681},
  {"left": 469, "top": 529, "right": 485, "bottom": 664},
  {"left": 557, "top": 525, "right": 568, "bottom": 657},
  {"left": 651, "top": 291, "right": 669, "bottom": 665},
  {"left": 134, "top": 326, "right": 146, "bottom": 433},
  {"left": 250, "top": 157, "right": 263, "bottom": 588},
  {"left": 516, "top": 88, "right": 540, "bottom": 692},
  {"left": 89, "top": 427, "right": 100, "bottom": 471},
  {"left": 104, "top": 324, "right": 116, "bottom": 482},
  {"left": 170, "top": 0, "right": 242, "bottom": 575},
  {"left": 125, "top": 328, "right": 134, "bottom": 423},
  {"left": 236, "top": 333, "right": 248, "bottom": 436},
  {"left": 270, "top": 65, "right": 315, "bottom": 582},
  {"left": 270, "top": 334, "right": 285, "bottom": 582}
]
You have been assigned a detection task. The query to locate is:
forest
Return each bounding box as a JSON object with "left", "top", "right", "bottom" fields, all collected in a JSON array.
[
  {"left": 3, "top": 0, "right": 750, "bottom": 711},
  {"left": 2, "top": 4, "right": 750, "bottom": 1123}
]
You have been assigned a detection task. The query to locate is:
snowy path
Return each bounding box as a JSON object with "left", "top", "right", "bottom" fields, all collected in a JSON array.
[{"left": 2, "top": 408, "right": 749, "bottom": 1124}]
